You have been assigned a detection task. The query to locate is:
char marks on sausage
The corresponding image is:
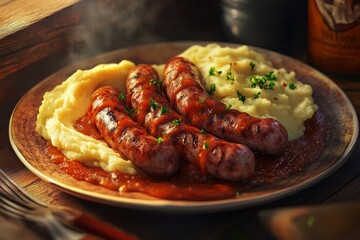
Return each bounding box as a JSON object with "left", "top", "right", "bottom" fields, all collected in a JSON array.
[
  {"left": 126, "top": 65, "right": 255, "bottom": 181},
  {"left": 88, "top": 85, "right": 180, "bottom": 178}
]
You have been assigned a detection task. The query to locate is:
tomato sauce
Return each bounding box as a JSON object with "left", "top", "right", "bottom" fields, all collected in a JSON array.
[{"left": 45, "top": 111, "right": 325, "bottom": 201}]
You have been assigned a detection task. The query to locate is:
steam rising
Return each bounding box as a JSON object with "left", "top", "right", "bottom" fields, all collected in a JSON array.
[
  {"left": 66, "top": 0, "right": 171, "bottom": 64},
  {"left": 65, "top": 0, "right": 219, "bottom": 64}
]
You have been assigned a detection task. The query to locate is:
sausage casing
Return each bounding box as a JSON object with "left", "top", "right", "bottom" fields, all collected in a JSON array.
[
  {"left": 88, "top": 85, "right": 179, "bottom": 178},
  {"left": 126, "top": 65, "right": 255, "bottom": 181}
]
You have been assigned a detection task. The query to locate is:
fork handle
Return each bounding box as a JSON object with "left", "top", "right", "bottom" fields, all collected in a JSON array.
[{"left": 72, "top": 213, "right": 138, "bottom": 240}]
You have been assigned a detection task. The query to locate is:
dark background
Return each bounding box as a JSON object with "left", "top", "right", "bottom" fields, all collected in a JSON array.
[{"left": 64, "top": 0, "right": 308, "bottom": 64}]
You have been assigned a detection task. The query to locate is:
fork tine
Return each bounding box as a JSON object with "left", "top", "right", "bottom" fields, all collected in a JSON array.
[
  {"left": 0, "top": 192, "right": 86, "bottom": 240},
  {"left": 0, "top": 169, "right": 47, "bottom": 208},
  {"left": 0, "top": 204, "right": 19, "bottom": 219},
  {"left": 0, "top": 169, "right": 82, "bottom": 224},
  {"left": 0, "top": 191, "right": 42, "bottom": 220},
  {"left": 0, "top": 170, "right": 87, "bottom": 240}
]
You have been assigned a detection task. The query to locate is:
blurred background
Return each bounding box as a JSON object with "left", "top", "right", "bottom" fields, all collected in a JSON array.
[
  {"left": 0, "top": 0, "right": 308, "bottom": 78},
  {"left": 0, "top": 0, "right": 309, "bottom": 118}
]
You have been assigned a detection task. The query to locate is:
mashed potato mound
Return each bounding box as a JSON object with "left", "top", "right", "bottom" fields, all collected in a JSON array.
[
  {"left": 36, "top": 60, "right": 137, "bottom": 174},
  {"left": 179, "top": 44, "right": 318, "bottom": 140}
]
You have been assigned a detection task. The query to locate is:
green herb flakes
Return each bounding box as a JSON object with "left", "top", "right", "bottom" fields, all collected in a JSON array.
[
  {"left": 150, "top": 98, "right": 158, "bottom": 111},
  {"left": 265, "top": 71, "right": 277, "bottom": 81},
  {"left": 250, "top": 62, "right": 256, "bottom": 70},
  {"left": 157, "top": 137, "right": 164, "bottom": 144},
  {"left": 289, "top": 83, "right": 297, "bottom": 90},
  {"left": 209, "top": 67, "right": 222, "bottom": 76},
  {"left": 226, "top": 64, "right": 235, "bottom": 83},
  {"left": 253, "top": 91, "right": 261, "bottom": 99},
  {"left": 150, "top": 79, "right": 161, "bottom": 90},
  {"left": 264, "top": 81, "right": 275, "bottom": 90},
  {"left": 250, "top": 75, "right": 267, "bottom": 88},
  {"left": 225, "top": 104, "right": 232, "bottom": 110},
  {"left": 249, "top": 71, "right": 277, "bottom": 90},
  {"left": 197, "top": 97, "right": 206, "bottom": 104},
  {"left": 203, "top": 141, "right": 209, "bottom": 150},
  {"left": 200, "top": 129, "right": 207, "bottom": 134},
  {"left": 172, "top": 119, "right": 181, "bottom": 126},
  {"left": 125, "top": 106, "right": 137, "bottom": 116},
  {"left": 160, "top": 106, "right": 169, "bottom": 115},
  {"left": 226, "top": 71, "right": 235, "bottom": 81},
  {"left": 132, "top": 73, "right": 139, "bottom": 79},
  {"left": 118, "top": 93, "right": 126, "bottom": 101},
  {"left": 236, "top": 90, "right": 246, "bottom": 103},
  {"left": 209, "top": 83, "right": 216, "bottom": 95}
]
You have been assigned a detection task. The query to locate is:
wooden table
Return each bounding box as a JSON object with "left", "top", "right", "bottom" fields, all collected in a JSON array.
[{"left": 1, "top": 1, "right": 359, "bottom": 239}]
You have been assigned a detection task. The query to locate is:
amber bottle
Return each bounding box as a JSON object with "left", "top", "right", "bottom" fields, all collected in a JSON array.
[{"left": 308, "top": 0, "right": 360, "bottom": 77}]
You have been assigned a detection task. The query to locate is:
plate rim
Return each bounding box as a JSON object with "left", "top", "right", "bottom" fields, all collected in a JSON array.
[{"left": 8, "top": 41, "right": 359, "bottom": 213}]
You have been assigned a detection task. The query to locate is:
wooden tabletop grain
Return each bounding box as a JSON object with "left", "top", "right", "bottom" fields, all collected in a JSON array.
[{"left": 1, "top": 1, "right": 359, "bottom": 239}]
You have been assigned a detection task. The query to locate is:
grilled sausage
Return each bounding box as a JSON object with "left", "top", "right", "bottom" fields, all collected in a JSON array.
[
  {"left": 163, "top": 56, "right": 289, "bottom": 155},
  {"left": 126, "top": 65, "right": 255, "bottom": 181},
  {"left": 88, "top": 85, "right": 179, "bottom": 178}
]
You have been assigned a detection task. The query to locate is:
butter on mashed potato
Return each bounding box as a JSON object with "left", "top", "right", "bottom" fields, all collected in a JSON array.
[
  {"left": 178, "top": 44, "right": 318, "bottom": 141},
  {"left": 36, "top": 44, "right": 318, "bottom": 175},
  {"left": 36, "top": 60, "right": 137, "bottom": 174}
]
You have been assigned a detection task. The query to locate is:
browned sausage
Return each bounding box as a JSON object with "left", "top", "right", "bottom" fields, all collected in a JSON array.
[
  {"left": 163, "top": 56, "right": 289, "bottom": 155},
  {"left": 87, "top": 85, "right": 179, "bottom": 178},
  {"left": 126, "top": 65, "right": 255, "bottom": 181}
]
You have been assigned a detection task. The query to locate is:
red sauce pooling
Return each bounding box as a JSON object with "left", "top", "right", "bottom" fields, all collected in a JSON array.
[
  {"left": 45, "top": 112, "right": 325, "bottom": 201},
  {"left": 73, "top": 115, "right": 102, "bottom": 140}
]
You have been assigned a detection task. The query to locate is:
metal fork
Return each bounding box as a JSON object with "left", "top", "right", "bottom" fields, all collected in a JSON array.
[{"left": 0, "top": 168, "right": 87, "bottom": 240}]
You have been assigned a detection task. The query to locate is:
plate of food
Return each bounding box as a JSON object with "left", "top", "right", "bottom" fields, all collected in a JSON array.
[{"left": 9, "top": 42, "right": 358, "bottom": 212}]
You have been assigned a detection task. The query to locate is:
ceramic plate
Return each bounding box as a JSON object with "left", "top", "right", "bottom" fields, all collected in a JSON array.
[{"left": 9, "top": 42, "right": 359, "bottom": 213}]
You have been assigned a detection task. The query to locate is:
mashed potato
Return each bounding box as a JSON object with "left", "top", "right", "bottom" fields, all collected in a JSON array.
[
  {"left": 36, "top": 60, "right": 137, "bottom": 174},
  {"left": 179, "top": 44, "right": 317, "bottom": 140},
  {"left": 36, "top": 44, "right": 317, "bottom": 175}
]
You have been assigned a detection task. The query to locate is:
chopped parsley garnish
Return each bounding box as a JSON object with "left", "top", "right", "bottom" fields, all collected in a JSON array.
[
  {"left": 236, "top": 90, "right": 246, "bottom": 103},
  {"left": 172, "top": 119, "right": 181, "bottom": 126},
  {"left": 157, "top": 137, "right": 164, "bottom": 144},
  {"left": 160, "top": 106, "right": 169, "bottom": 115},
  {"left": 150, "top": 98, "right": 158, "bottom": 111},
  {"left": 125, "top": 106, "right": 137, "bottom": 116},
  {"left": 264, "top": 81, "right": 275, "bottom": 90},
  {"left": 289, "top": 82, "right": 297, "bottom": 90},
  {"left": 150, "top": 79, "right": 161, "bottom": 90},
  {"left": 132, "top": 73, "right": 139, "bottom": 79},
  {"left": 249, "top": 71, "right": 277, "bottom": 90},
  {"left": 253, "top": 91, "right": 262, "bottom": 99},
  {"left": 265, "top": 71, "right": 277, "bottom": 81},
  {"left": 203, "top": 141, "right": 209, "bottom": 150},
  {"left": 250, "top": 62, "right": 256, "bottom": 70},
  {"left": 209, "top": 83, "right": 216, "bottom": 95},
  {"left": 118, "top": 93, "right": 126, "bottom": 101},
  {"left": 226, "top": 64, "right": 235, "bottom": 83},
  {"left": 250, "top": 75, "right": 267, "bottom": 88},
  {"left": 197, "top": 97, "right": 206, "bottom": 104},
  {"left": 209, "top": 67, "right": 222, "bottom": 76},
  {"left": 200, "top": 129, "right": 207, "bottom": 134},
  {"left": 225, "top": 104, "right": 232, "bottom": 110}
]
